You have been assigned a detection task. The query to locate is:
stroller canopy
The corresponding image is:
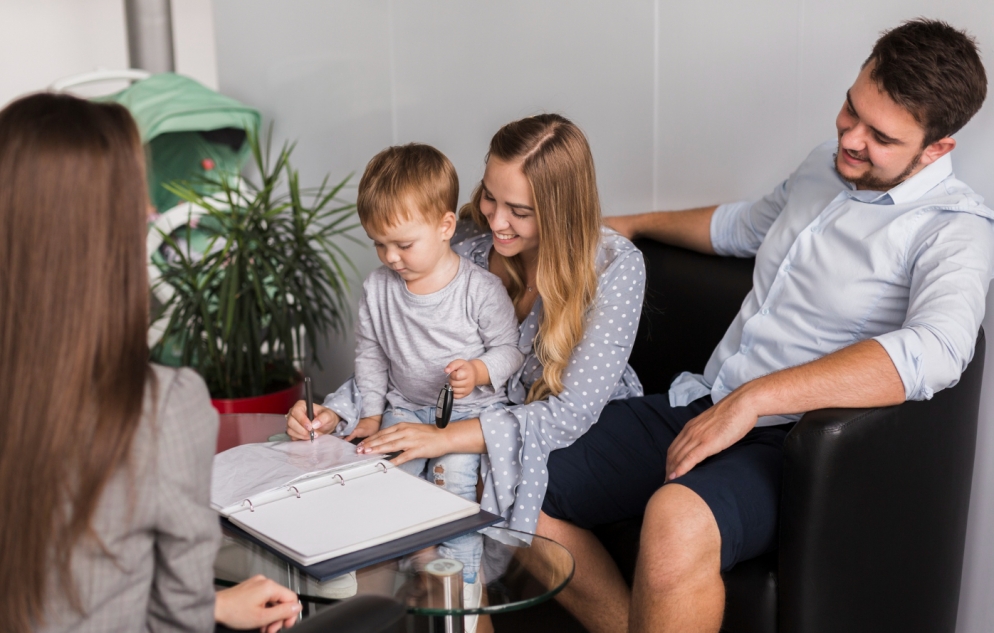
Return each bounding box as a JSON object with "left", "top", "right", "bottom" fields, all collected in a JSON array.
[{"left": 102, "top": 73, "right": 261, "bottom": 212}]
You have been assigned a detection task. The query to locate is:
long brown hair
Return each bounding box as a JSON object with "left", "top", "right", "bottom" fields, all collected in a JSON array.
[
  {"left": 0, "top": 94, "right": 151, "bottom": 629},
  {"left": 461, "top": 114, "right": 601, "bottom": 402}
]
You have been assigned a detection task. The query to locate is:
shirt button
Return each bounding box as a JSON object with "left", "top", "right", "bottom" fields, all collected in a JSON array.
[
  {"left": 784, "top": 264, "right": 792, "bottom": 272},
  {"left": 761, "top": 308, "right": 770, "bottom": 315}
]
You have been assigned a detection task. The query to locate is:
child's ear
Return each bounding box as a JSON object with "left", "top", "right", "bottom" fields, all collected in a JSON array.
[{"left": 439, "top": 211, "right": 457, "bottom": 240}]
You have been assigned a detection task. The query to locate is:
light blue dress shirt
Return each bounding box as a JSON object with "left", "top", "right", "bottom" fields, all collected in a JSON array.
[{"left": 670, "top": 141, "right": 994, "bottom": 427}]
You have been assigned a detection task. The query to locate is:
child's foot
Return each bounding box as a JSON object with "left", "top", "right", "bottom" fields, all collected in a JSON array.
[{"left": 464, "top": 577, "right": 482, "bottom": 633}]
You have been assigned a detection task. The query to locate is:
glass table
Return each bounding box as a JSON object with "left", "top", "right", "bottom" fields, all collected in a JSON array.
[{"left": 214, "top": 525, "right": 574, "bottom": 632}]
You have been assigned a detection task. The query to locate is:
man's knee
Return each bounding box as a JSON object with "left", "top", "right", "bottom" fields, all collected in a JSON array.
[{"left": 637, "top": 484, "right": 721, "bottom": 592}]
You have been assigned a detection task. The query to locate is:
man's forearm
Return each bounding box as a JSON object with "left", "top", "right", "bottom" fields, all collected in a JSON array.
[
  {"left": 666, "top": 334, "right": 909, "bottom": 480},
  {"left": 606, "top": 206, "right": 717, "bottom": 254},
  {"left": 739, "top": 339, "right": 906, "bottom": 417}
]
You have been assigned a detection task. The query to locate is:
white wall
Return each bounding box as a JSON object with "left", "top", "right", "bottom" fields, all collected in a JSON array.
[
  {"left": 0, "top": 0, "right": 217, "bottom": 105},
  {"left": 0, "top": 0, "right": 129, "bottom": 105},
  {"left": 0, "top": 1, "right": 990, "bottom": 629},
  {"left": 212, "top": 2, "right": 993, "bottom": 630}
]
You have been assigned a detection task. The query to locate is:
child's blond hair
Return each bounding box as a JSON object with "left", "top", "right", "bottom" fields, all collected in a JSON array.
[{"left": 357, "top": 143, "right": 459, "bottom": 233}]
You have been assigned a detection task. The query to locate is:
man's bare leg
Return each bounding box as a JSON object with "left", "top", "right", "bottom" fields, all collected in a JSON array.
[
  {"left": 535, "top": 511, "right": 631, "bottom": 633},
  {"left": 631, "top": 484, "right": 724, "bottom": 633}
]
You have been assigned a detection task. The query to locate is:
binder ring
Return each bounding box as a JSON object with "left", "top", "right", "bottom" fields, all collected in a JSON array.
[
  {"left": 289, "top": 486, "right": 301, "bottom": 498},
  {"left": 376, "top": 462, "right": 388, "bottom": 474},
  {"left": 242, "top": 499, "right": 255, "bottom": 512},
  {"left": 333, "top": 474, "right": 345, "bottom": 486}
]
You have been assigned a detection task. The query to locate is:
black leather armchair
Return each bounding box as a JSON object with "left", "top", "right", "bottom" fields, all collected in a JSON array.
[{"left": 593, "top": 239, "right": 984, "bottom": 633}]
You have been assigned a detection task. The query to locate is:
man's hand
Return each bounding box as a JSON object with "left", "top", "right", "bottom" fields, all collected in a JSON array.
[
  {"left": 666, "top": 387, "right": 759, "bottom": 481},
  {"left": 445, "top": 359, "right": 490, "bottom": 399},
  {"left": 286, "top": 401, "right": 340, "bottom": 441},
  {"left": 666, "top": 340, "right": 906, "bottom": 480},
  {"left": 345, "top": 415, "right": 382, "bottom": 443}
]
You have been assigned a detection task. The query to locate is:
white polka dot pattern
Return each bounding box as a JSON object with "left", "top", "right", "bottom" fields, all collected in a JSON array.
[{"left": 454, "top": 227, "right": 646, "bottom": 534}]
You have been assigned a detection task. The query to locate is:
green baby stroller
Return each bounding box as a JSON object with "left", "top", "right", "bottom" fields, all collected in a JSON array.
[{"left": 52, "top": 70, "right": 261, "bottom": 355}]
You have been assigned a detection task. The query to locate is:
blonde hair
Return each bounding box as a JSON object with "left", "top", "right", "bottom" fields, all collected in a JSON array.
[
  {"left": 461, "top": 114, "right": 601, "bottom": 402},
  {"left": 357, "top": 143, "right": 458, "bottom": 233},
  {"left": 0, "top": 94, "right": 151, "bottom": 629}
]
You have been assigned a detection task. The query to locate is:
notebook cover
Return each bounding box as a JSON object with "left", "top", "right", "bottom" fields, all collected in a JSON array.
[{"left": 220, "top": 510, "right": 503, "bottom": 582}]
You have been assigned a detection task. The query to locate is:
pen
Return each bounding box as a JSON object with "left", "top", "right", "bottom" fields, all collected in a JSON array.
[{"left": 305, "top": 377, "right": 315, "bottom": 441}]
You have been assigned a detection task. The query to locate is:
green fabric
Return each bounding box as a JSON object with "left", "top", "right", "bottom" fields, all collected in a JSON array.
[
  {"left": 144, "top": 131, "right": 243, "bottom": 212},
  {"left": 101, "top": 73, "right": 261, "bottom": 211},
  {"left": 99, "top": 73, "right": 260, "bottom": 144}
]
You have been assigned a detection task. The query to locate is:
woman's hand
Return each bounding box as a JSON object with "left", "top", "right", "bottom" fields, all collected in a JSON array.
[
  {"left": 215, "top": 575, "right": 300, "bottom": 633},
  {"left": 344, "top": 415, "right": 382, "bottom": 442},
  {"left": 357, "top": 422, "right": 450, "bottom": 466},
  {"left": 286, "top": 400, "right": 340, "bottom": 441}
]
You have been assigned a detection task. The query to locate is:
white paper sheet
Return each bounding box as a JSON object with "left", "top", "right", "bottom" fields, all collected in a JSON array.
[{"left": 210, "top": 435, "right": 378, "bottom": 512}]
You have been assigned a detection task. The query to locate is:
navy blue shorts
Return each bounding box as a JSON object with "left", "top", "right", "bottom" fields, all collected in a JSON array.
[{"left": 542, "top": 394, "right": 791, "bottom": 571}]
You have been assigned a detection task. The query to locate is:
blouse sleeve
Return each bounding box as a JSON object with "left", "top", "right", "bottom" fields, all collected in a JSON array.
[
  {"left": 478, "top": 245, "right": 646, "bottom": 534},
  {"left": 147, "top": 368, "right": 220, "bottom": 632}
]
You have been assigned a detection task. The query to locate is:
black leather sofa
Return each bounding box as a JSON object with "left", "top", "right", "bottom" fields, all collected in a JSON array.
[{"left": 588, "top": 239, "right": 985, "bottom": 633}]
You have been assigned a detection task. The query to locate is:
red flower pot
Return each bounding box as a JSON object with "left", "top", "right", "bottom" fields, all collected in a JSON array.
[{"left": 210, "top": 379, "right": 305, "bottom": 415}]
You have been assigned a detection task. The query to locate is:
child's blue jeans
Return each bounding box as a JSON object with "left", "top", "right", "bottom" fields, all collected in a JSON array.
[{"left": 381, "top": 405, "right": 485, "bottom": 583}]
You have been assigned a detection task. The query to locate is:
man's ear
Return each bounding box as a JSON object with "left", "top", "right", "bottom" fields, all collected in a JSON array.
[
  {"left": 439, "top": 211, "right": 457, "bottom": 240},
  {"left": 919, "top": 136, "right": 956, "bottom": 167}
]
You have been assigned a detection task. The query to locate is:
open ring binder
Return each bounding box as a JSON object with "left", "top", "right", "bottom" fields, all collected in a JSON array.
[{"left": 212, "top": 435, "right": 486, "bottom": 567}]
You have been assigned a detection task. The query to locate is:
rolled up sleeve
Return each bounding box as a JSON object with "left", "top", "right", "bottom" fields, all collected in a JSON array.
[
  {"left": 874, "top": 212, "right": 994, "bottom": 400},
  {"left": 711, "top": 177, "right": 791, "bottom": 257}
]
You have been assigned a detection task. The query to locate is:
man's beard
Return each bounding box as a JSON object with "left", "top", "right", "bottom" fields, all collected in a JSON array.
[{"left": 833, "top": 146, "right": 923, "bottom": 191}]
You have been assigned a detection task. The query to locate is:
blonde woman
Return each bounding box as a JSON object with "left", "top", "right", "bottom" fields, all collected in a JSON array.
[
  {"left": 287, "top": 113, "right": 646, "bottom": 535},
  {"left": 0, "top": 93, "right": 300, "bottom": 632}
]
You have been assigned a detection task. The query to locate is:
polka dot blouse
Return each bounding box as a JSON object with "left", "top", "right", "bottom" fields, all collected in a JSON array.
[{"left": 452, "top": 225, "right": 646, "bottom": 540}]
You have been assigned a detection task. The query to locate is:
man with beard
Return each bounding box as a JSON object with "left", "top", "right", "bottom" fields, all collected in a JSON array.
[{"left": 536, "top": 18, "right": 992, "bottom": 633}]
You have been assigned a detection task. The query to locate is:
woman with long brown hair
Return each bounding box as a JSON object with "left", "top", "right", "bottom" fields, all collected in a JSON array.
[
  {"left": 0, "top": 93, "right": 300, "bottom": 632},
  {"left": 287, "top": 113, "right": 645, "bottom": 535}
]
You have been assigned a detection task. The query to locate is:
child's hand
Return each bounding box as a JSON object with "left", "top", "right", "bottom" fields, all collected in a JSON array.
[
  {"left": 345, "top": 415, "right": 382, "bottom": 443},
  {"left": 445, "top": 359, "right": 489, "bottom": 399}
]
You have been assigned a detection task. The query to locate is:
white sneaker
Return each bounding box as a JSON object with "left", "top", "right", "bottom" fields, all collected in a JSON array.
[
  {"left": 303, "top": 570, "right": 357, "bottom": 599},
  {"left": 463, "top": 577, "right": 482, "bottom": 633}
]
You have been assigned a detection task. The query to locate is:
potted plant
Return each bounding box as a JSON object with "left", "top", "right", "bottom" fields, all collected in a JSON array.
[{"left": 150, "top": 127, "right": 359, "bottom": 413}]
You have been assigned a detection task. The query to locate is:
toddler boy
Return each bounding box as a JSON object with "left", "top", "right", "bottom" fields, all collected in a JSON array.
[{"left": 347, "top": 144, "right": 522, "bottom": 604}]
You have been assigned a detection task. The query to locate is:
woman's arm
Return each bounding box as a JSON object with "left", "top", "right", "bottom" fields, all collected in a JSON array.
[{"left": 357, "top": 417, "right": 487, "bottom": 465}]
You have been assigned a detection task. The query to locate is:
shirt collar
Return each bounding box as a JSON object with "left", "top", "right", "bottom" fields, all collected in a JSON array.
[{"left": 887, "top": 152, "right": 953, "bottom": 204}]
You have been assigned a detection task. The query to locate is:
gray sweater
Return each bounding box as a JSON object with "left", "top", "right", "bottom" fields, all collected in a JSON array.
[{"left": 355, "top": 256, "right": 523, "bottom": 416}]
